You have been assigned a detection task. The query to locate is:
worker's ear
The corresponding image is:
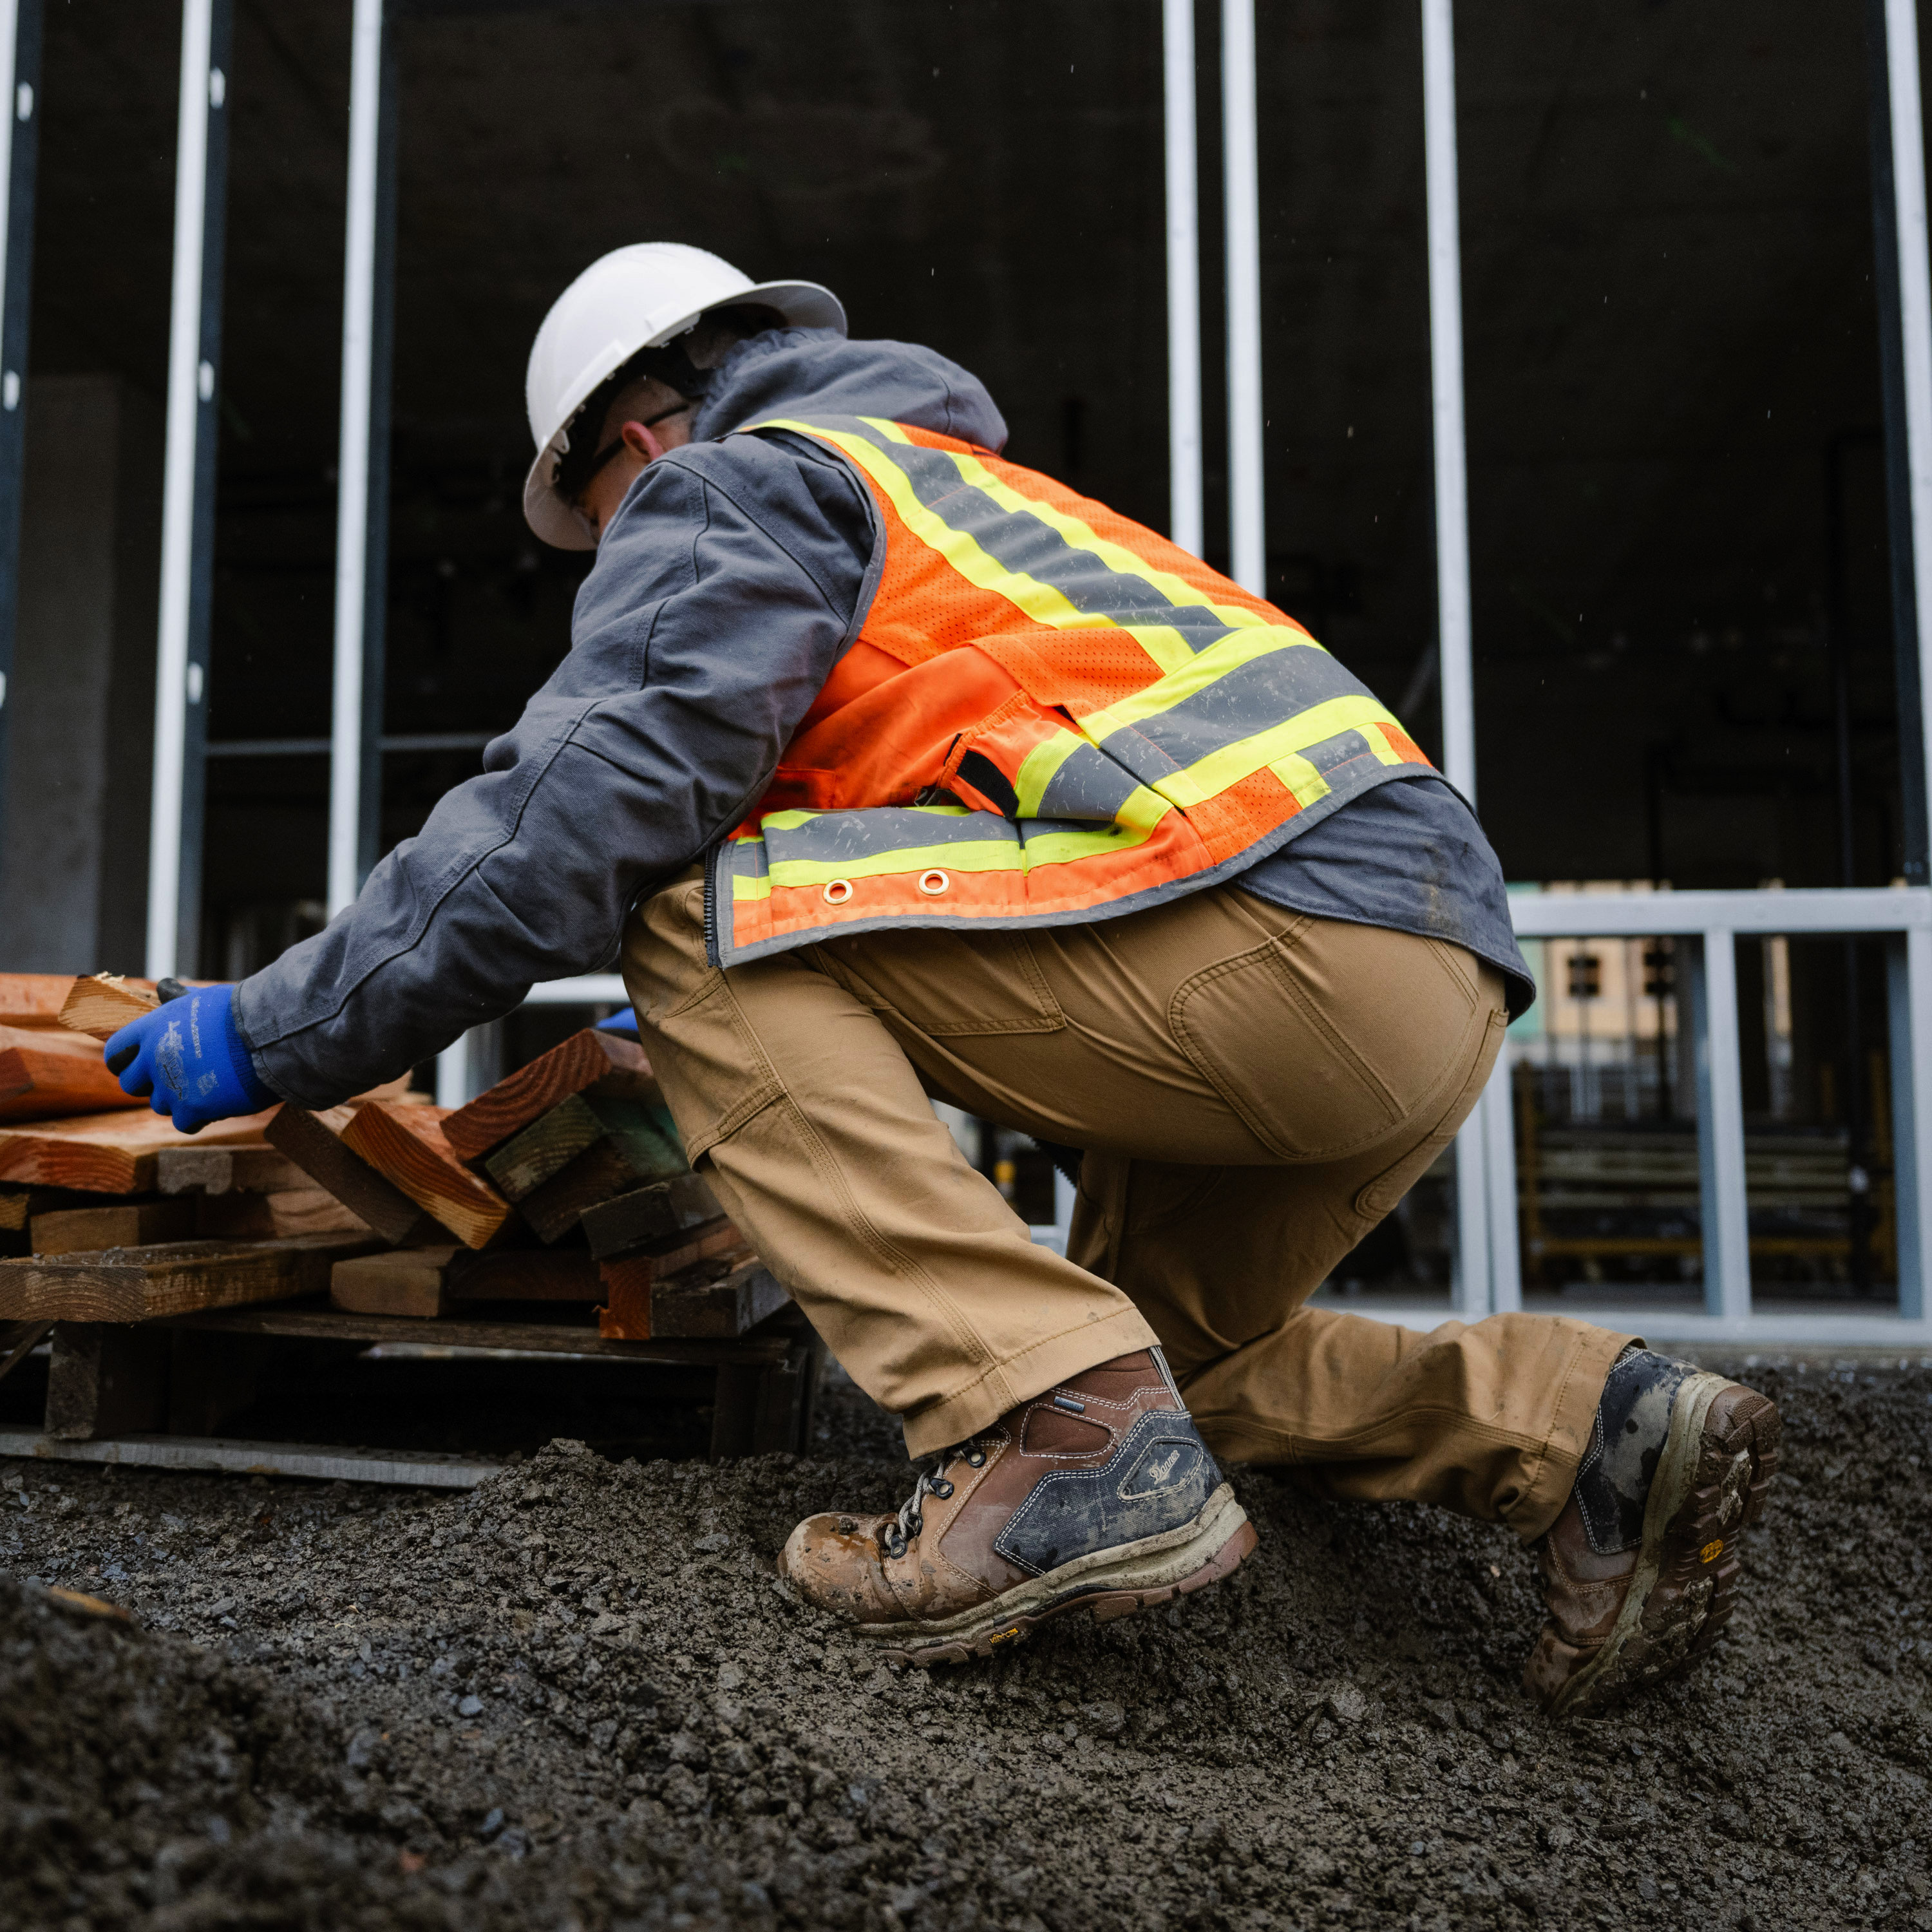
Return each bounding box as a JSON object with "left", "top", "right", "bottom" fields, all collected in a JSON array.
[{"left": 619, "top": 418, "right": 668, "bottom": 465}]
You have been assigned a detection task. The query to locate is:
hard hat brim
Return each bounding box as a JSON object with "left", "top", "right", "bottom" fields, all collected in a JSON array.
[{"left": 522, "top": 278, "right": 846, "bottom": 551}]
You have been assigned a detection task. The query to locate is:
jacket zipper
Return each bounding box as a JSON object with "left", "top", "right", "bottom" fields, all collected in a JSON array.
[{"left": 702, "top": 848, "right": 722, "bottom": 968}]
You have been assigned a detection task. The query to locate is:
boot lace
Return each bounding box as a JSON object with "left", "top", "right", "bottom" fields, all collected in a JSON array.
[{"left": 882, "top": 1442, "right": 987, "bottom": 1560}]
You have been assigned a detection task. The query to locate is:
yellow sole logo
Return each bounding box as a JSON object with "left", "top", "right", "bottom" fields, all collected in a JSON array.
[{"left": 1700, "top": 1539, "right": 1724, "bottom": 1564}]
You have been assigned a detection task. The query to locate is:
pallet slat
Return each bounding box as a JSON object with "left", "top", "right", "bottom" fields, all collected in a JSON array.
[
  {"left": 57, "top": 974, "right": 162, "bottom": 1042},
  {"left": 0, "top": 1231, "right": 377, "bottom": 1323}
]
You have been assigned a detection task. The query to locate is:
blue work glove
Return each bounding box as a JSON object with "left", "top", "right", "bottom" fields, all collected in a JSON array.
[
  {"left": 105, "top": 983, "right": 276, "bottom": 1134},
  {"left": 595, "top": 1008, "right": 640, "bottom": 1036}
]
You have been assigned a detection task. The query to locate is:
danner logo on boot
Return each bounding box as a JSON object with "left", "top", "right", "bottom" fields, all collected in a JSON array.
[{"left": 1118, "top": 1436, "right": 1200, "bottom": 1499}]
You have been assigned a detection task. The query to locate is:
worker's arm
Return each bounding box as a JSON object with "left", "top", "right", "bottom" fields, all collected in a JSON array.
[{"left": 231, "top": 433, "right": 876, "bottom": 1107}]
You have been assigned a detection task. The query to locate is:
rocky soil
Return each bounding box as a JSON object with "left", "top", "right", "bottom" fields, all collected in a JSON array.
[{"left": 1, "top": 1356, "right": 1928, "bottom": 1932}]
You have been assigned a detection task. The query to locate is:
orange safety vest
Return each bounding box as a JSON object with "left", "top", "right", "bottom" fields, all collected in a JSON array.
[{"left": 708, "top": 414, "right": 1433, "bottom": 965}]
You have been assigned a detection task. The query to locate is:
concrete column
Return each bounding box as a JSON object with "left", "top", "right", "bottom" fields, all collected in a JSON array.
[{"left": 0, "top": 374, "right": 162, "bottom": 972}]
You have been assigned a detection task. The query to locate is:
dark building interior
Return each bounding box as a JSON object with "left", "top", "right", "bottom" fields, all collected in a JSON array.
[{"left": 2, "top": 0, "right": 1921, "bottom": 1294}]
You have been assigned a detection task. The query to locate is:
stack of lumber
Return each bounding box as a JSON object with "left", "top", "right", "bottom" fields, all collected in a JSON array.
[
  {"left": 0, "top": 974, "right": 786, "bottom": 1345},
  {"left": 0, "top": 975, "right": 392, "bottom": 1318}
]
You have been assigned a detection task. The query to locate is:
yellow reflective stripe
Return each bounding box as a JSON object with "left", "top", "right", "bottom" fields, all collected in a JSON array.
[
  {"left": 1120, "top": 625, "right": 1197, "bottom": 675},
  {"left": 1011, "top": 727, "right": 1089, "bottom": 817},
  {"left": 1081, "top": 625, "right": 1313, "bottom": 741},
  {"left": 750, "top": 790, "right": 1175, "bottom": 890},
  {"left": 940, "top": 446, "right": 1278, "bottom": 646},
  {"left": 1153, "top": 694, "right": 1406, "bottom": 808},
  {"left": 1269, "top": 753, "right": 1332, "bottom": 811},
  {"left": 754, "top": 419, "right": 1110, "bottom": 636},
  {"left": 862, "top": 417, "right": 914, "bottom": 444}
]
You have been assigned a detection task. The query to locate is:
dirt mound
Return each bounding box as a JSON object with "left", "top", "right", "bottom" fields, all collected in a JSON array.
[{"left": 2, "top": 1359, "right": 1929, "bottom": 1931}]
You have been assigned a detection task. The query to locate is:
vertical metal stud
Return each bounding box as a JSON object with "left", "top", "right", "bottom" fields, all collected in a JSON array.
[
  {"left": 1689, "top": 933, "right": 1752, "bottom": 1321},
  {"left": 0, "top": 0, "right": 41, "bottom": 860},
  {"left": 1880, "top": 0, "right": 1932, "bottom": 887},
  {"left": 146, "top": 0, "right": 234, "bottom": 980},
  {"left": 1220, "top": 0, "right": 1264, "bottom": 595},
  {"left": 329, "top": 0, "right": 397, "bottom": 915},
  {"left": 1887, "top": 929, "right": 1932, "bottom": 1318},
  {"left": 1162, "top": 0, "right": 1204, "bottom": 558},
  {"left": 1421, "top": 0, "right": 1492, "bottom": 1312}
]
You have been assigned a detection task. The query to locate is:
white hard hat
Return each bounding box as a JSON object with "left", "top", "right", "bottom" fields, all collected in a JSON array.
[{"left": 522, "top": 242, "right": 845, "bottom": 548}]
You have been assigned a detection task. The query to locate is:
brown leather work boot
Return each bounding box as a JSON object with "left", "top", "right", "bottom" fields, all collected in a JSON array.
[
  {"left": 1525, "top": 1349, "right": 1781, "bottom": 1718},
  {"left": 778, "top": 1349, "right": 1256, "bottom": 1665}
]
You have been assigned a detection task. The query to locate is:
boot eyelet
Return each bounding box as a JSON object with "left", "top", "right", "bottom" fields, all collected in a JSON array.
[
  {"left": 822, "top": 878, "right": 854, "bottom": 905},
  {"left": 931, "top": 1479, "right": 954, "bottom": 1500}
]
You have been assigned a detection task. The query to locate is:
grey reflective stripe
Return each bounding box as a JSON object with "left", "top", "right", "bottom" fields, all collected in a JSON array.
[
  {"left": 1036, "top": 743, "right": 1146, "bottom": 823},
  {"left": 757, "top": 806, "right": 1024, "bottom": 863},
  {"left": 1115, "top": 648, "right": 1374, "bottom": 770},
  {"left": 777, "top": 415, "right": 1240, "bottom": 652}
]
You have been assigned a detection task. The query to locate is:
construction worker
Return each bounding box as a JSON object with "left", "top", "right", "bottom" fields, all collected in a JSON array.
[{"left": 106, "top": 244, "right": 1780, "bottom": 1714}]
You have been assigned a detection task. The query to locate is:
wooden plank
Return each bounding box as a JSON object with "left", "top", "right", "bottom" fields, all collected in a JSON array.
[
  {"left": 0, "top": 1025, "right": 140, "bottom": 1122},
  {"left": 483, "top": 1092, "right": 681, "bottom": 1202},
  {"left": 155, "top": 1144, "right": 307, "bottom": 1196},
  {"left": 195, "top": 1187, "right": 370, "bottom": 1241},
  {"left": 339, "top": 1103, "right": 513, "bottom": 1249},
  {"left": 578, "top": 1171, "right": 721, "bottom": 1260},
  {"left": 160, "top": 1300, "right": 794, "bottom": 1368},
  {"left": 652, "top": 1260, "right": 790, "bottom": 1340},
  {"left": 0, "top": 1232, "right": 376, "bottom": 1323},
  {"left": 442, "top": 1027, "right": 660, "bottom": 1164},
  {"left": 331, "top": 1246, "right": 457, "bottom": 1319},
  {"left": 0, "top": 1108, "right": 279, "bottom": 1195},
  {"left": 596, "top": 1224, "right": 759, "bottom": 1341},
  {"left": 30, "top": 1200, "right": 198, "bottom": 1255},
  {"left": 0, "top": 1428, "right": 500, "bottom": 1488},
  {"left": 264, "top": 1104, "right": 433, "bottom": 1245},
  {"left": 445, "top": 1247, "right": 601, "bottom": 1302},
  {"left": 520, "top": 1124, "right": 690, "bottom": 1244},
  {"left": 0, "top": 1185, "right": 105, "bottom": 1233},
  {"left": 57, "top": 974, "right": 161, "bottom": 1041},
  {"left": 0, "top": 974, "right": 99, "bottom": 1031}
]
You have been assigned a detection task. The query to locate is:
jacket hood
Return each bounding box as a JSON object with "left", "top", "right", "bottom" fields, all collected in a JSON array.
[{"left": 689, "top": 327, "right": 1008, "bottom": 451}]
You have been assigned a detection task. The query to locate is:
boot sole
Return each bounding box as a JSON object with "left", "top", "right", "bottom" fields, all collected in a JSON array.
[
  {"left": 1547, "top": 1371, "right": 1781, "bottom": 1719},
  {"left": 869, "top": 1481, "right": 1257, "bottom": 1667}
]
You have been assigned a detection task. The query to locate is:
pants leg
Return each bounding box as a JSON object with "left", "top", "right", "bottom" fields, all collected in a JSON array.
[
  {"left": 1069, "top": 1152, "right": 1631, "bottom": 1541},
  {"left": 626, "top": 869, "right": 1629, "bottom": 1521},
  {"left": 622, "top": 873, "right": 1158, "bottom": 1457}
]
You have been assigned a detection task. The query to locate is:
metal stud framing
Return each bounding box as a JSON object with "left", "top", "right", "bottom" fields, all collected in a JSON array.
[
  {"left": 328, "top": 0, "right": 398, "bottom": 916},
  {"left": 0, "top": 0, "right": 41, "bottom": 862},
  {"left": 146, "top": 0, "right": 234, "bottom": 980}
]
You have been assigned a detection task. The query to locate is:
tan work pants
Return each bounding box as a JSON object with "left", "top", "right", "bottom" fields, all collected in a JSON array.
[{"left": 623, "top": 873, "right": 1631, "bottom": 1542}]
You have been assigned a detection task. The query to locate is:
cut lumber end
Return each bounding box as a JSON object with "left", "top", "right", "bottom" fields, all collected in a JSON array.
[
  {"left": 330, "top": 1246, "right": 458, "bottom": 1319},
  {"left": 339, "top": 1102, "right": 513, "bottom": 1250},
  {"left": 59, "top": 974, "right": 161, "bottom": 1042},
  {"left": 443, "top": 1028, "right": 660, "bottom": 1164}
]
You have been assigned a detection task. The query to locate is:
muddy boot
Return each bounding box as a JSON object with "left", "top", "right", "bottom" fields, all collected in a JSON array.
[
  {"left": 778, "top": 1349, "right": 1256, "bottom": 1665},
  {"left": 1525, "top": 1348, "right": 1781, "bottom": 1718}
]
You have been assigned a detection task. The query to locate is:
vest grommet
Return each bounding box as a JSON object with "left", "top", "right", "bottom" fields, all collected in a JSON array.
[
  {"left": 822, "top": 878, "right": 854, "bottom": 906},
  {"left": 917, "top": 869, "right": 951, "bottom": 896}
]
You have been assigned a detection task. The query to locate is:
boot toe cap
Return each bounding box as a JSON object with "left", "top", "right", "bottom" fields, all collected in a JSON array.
[{"left": 779, "top": 1511, "right": 897, "bottom": 1622}]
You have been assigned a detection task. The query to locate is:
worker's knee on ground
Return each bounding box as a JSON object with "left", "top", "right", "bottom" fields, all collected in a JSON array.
[{"left": 1170, "top": 917, "right": 1494, "bottom": 1164}]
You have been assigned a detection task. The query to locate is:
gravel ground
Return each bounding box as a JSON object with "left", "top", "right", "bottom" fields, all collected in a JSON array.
[{"left": 1, "top": 1355, "right": 1928, "bottom": 1932}]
